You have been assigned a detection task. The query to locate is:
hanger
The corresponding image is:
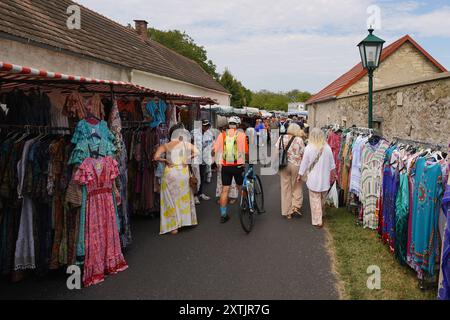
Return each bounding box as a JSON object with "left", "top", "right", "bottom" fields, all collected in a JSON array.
[
  {"left": 419, "top": 148, "right": 432, "bottom": 158},
  {"left": 85, "top": 109, "right": 102, "bottom": 126},
  {"left": 90, "top": 127, "right": 102, "bottom": 139},
  {"left": 88, "top": 144, "right": 100, "bottom": 159},
  {"left": 432, "top": 150, "right": 443, "bottom": 161}
]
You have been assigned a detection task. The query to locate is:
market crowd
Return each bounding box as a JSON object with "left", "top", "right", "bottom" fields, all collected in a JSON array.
[{"left": 154, "top": 113, "right": 337, "bottom": 235}]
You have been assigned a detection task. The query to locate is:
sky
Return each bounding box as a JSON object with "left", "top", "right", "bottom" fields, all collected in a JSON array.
[{"left": 76, "top": 0, "right": 450, "bottom": 94}]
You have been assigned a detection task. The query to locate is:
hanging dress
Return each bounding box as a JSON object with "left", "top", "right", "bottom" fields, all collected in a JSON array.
[
  {"left": 74, "top": 156, "right": 128, "bottom": 287},
  {"left": 408, "top": 157, "right": 443, "bottom": 279},
  {"left": 438, "top": 171, "right": 450, "bottom": 300},
  {"left": 360, "top": 139, "right": 390, "bottom": 229},
  {"left": 160, "top": 142, "right": 197, "bottom": 235}
]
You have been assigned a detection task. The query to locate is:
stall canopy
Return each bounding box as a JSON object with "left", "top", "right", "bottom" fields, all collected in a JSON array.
[
  {"left": 287, "top": 110, "right": 308, "bottom": 117},
  {"left": 203, "top": 105, "right": 266, "bottom": 117},
  {"left": 0, "top": 61, "right": 218, "bottom": 105}
]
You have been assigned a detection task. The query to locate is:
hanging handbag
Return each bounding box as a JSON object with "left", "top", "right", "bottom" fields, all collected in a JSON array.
[
  {"left": 279, "top": 136, "right": 296, "bottom": 170},
  {"left": 188, "top": 165, "right": 198, "bottom": 191},
  {"left": 302, "top": 146, "right": 324, "bottom": 182}
]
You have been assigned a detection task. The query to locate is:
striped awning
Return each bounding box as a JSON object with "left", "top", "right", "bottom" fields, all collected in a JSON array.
[{"left": 0, "top": 61, "right": 218, "bottom": 105}]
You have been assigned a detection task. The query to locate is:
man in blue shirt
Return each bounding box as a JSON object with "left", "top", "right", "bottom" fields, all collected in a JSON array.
[{"left": 255, "top": 118, "right": 265, "bottom": 133}]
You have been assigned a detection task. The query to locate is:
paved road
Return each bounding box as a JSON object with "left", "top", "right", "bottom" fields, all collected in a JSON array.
[{"left": 0, "top": 168, "right": 339, "bottom": 300}]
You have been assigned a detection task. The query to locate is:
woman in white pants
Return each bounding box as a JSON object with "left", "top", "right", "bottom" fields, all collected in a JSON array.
[{"left": 298, "top": 128, "right": 336, "bottom": 228}]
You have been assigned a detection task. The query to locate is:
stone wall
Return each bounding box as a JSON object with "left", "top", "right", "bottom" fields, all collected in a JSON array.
[
  {"left": 309, "top": 100, "right": 337, "bottom": 128},
  {"left": 320, "top": 73, "right": 450, "bottom": 146}
]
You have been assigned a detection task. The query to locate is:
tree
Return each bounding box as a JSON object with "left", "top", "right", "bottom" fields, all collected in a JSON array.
[
  {"left": 149, "top": 28, "right": 219, "bottom": 80},
  {"left": 249, "top": 90, "right": 312, "bottom": 111},
  {"left": 286, "top": 90, "right": 312, "bottom": 103},
  {"left": 219, "top": 69, "right": 252, "bottom": 107}
]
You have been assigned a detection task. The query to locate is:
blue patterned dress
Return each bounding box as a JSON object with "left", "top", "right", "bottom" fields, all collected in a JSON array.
[
  {"left": 438, "top": 172, "right": 450, "bottom": 300},
  {"left": 381, "top": 149, "right": 399, "bottom": 252},
  {"left": 395, "top": 172, "right": 409, "bottom": 265},
  {"left": 409, "top": 157, "right": 443, "bottom": 279}
]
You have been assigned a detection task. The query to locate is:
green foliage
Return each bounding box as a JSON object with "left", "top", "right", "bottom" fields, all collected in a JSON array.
[
  {"left": 286, "top": 90, "right": 312, "bottom": 104},
  {"left": 250, "top": 90, "right": 311, "bottom": 111},
  {"left": 149, "top": 28, "right": 219, "bottom": 80},
  {"left": 219, "top": 69, "right": 252, "bottom": 107}
]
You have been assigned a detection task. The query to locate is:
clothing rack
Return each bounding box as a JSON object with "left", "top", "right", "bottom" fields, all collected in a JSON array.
[
  {"left": 121, "top": 121, "right": 151, "bottom": 129},
  {"left": 0, "top": 124, "right": 74, "bottom": 133},
  {"left": 392, "top": 136, "right": 447, "bottom": 151},
  {"left": 348, "top": 126, "right": 374, "bottom": 135}
]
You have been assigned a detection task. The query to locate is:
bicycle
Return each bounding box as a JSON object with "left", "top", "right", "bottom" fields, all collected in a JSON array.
[{"left": 239, "top": 165, "right": 265, "bottom": 234}]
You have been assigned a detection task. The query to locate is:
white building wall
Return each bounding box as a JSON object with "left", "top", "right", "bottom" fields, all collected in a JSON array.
[
  {"left": 0, "top": 38, "right": 131, "bottom": 81},
  {"left": 131, "top": 70, "right": 230, "bottom": 105}
]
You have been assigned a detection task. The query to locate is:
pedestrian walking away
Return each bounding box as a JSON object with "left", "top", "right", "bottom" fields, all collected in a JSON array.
[
  {"left": 298, "top": 128, "right": 336, "bottom": 228},
  {"left": 213, "top": 116, "right": 249, "bottom": 223},
  {"left": 276, "top": 123, "right": 306, "bottom": 219}
]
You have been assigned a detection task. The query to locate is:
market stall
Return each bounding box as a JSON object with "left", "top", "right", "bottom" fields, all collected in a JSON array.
[
  {"left": 323, "top": 124, "right": 449, "bottom": 298},
  {"left": 0, "top": 61, "right": 217, "bottom": 287}
]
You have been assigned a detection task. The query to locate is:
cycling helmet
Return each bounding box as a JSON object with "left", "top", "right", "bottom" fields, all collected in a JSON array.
[{"left": 228, "top": 116, "right": 241, "bottom": 125}]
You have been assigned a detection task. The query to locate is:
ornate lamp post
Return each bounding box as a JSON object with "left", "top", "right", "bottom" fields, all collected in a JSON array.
[{"left": 357, "top": 28, "right": 385, "bottom": 128}]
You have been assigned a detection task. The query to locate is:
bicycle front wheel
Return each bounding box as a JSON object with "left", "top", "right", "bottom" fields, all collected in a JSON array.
[
  {"left": 239, "top": 192, "right": 254, "bottom": 234},
  {"left": 254, "top": 175, "right": 265, "bottom": 213}
]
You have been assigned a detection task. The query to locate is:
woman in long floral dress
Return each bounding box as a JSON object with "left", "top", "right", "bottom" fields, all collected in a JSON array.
[{"left": 154, "top": 124, "right": 199, "bottom": 235}]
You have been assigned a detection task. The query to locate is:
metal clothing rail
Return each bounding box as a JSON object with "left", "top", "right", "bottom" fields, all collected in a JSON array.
[
  {"left": 121, "top": 121, "right": 152, "bottom": 129},
  {"left": 0, "top": 124, "right": 75, "bottom": 133},
  {"left": 392, "top": 136, "right": 447, "bottom": 150}
]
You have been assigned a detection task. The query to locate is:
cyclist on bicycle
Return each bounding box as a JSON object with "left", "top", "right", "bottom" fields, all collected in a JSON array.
[{"left": 213, "top": 116, "right": 249, "bottom": 223}]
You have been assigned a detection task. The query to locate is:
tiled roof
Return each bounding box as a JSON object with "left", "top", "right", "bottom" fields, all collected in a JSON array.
[
  {"left": 0, "top": 0, "right": 229, "bottom": 94},
  {"left": 306, "top": 35, "right": 447, "bottom": 105}
]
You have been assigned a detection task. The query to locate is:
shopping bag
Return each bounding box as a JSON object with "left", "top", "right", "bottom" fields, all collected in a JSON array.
[{"left": 326, "top": 182, "right": 339, "bottom": 208}]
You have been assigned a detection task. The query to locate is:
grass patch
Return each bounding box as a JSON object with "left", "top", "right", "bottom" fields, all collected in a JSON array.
[{"left": 324, "top": 207, "right": 437, "bottom": 300}]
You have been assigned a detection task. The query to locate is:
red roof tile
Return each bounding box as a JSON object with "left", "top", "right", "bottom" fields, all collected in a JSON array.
[
  {"left": 0, "top": 0, "right": 228, "bottom": 94},
  {"left": 306, "top": 35, "right": 447, "bottom": 104}
]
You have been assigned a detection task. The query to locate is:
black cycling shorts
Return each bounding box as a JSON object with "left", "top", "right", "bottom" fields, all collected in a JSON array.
[{"left": 221, "top": 165, "right": 245, "bottom": 186}]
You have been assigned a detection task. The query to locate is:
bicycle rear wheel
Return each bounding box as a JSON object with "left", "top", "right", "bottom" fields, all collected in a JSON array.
[
  {"left": 254, "top": 175, "right": 265, "bottom": 214},
  {"left": 239, "top": 192, "right": 254, "bottom": 234}
]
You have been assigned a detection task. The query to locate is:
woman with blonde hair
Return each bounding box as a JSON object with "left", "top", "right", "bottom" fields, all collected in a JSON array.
[
  {"left": 154, "top": 123, "right": 200, "bottom": 235},
  {"left": 298, "top": 128, "right": 336, "bottom": 228},
  {"left": 275, "top": 123, "right": 306, "bottom": 219}
]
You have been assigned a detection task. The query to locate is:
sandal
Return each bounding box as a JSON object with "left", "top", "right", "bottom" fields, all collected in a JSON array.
[
  {"left": 286, "top": 214, "right": 292, "bottom": 220},
  {"left": 293, "top": 209, "right": 303, "bottom": 217},
  {"left": 171, "top": 230, "right": 179, "bottom": 235}
]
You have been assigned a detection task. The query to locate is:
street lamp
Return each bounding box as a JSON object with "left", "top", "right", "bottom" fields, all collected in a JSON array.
[{"left": 357, "top": 28, "right": 385, "bottom": 128}]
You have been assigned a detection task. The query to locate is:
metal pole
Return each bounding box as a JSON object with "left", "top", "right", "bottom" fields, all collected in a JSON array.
[{"left": 368, "top": 68, "right": 374, "bottom": 129}]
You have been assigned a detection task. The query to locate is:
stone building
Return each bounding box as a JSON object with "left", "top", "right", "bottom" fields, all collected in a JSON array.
[
  {"left": 306, "top": 35, "right": 449, "bottom": 145},
  {"left": 0, "top": 0, "right": 230, "bottom": 104}
]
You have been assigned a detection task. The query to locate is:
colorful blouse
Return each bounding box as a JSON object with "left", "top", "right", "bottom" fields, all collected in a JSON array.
[
  {"left": 275, "top": 135, "right": 305, "bottom": 167},
  {"left": 69, "top": 120, "right": 116, "bottom": 165}
]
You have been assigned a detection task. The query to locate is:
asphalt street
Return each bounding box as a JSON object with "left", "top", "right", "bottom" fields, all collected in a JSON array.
[{"left": 0, "top": 168, "right": 339, "bottom": 300}]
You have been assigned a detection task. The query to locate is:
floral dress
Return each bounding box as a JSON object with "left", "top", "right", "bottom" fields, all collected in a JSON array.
[
  {"left": 160, "top": 143, "right": 197, "bottom": 235},
  {"left": 74, "top": 156, "right": 128, "bottom": 287}
]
